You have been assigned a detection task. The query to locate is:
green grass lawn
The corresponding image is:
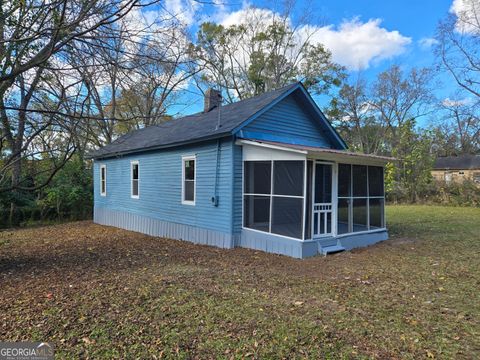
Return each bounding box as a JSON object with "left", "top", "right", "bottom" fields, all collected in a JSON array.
[{"left": 1, "top": 205, "right": 479, "bottom": 359}]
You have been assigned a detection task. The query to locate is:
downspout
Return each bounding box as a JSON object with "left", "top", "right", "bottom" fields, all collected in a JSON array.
[
  {"left": 212, "top": 95, "right": 223, "bottom": 207},
  {"left": 212, "top": 138, "right": 221, "bottom": 207},
  {"left": 230, "top": 135, "right": 237, "bottom": 247}
]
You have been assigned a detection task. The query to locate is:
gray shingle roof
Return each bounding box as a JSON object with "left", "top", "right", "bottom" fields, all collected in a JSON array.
[
  {"left": 90, "top": 83, "right": 299, "bottom": 159},
  {"left": 434, "top": 155, "right": 480, "bottom": 170}
]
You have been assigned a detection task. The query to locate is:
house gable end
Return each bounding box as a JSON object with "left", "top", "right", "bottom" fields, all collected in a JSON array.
[{"left": 235, "top": 87, "right": 346, "bottom": 149}]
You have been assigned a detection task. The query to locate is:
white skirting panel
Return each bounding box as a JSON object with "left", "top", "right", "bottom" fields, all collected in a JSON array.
[{"left": 94, "top": 207, "right": 235, "bottom": 249}]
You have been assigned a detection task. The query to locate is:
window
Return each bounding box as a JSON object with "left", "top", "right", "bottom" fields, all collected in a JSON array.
[
  {"left": 182, "top": 156, "right": 195, "bottom": 204},
  {"left": 337, "top": 164, "right": 385, "bottom": 234},
  {"left": 100, "top": 165, "right": 106, "bottom": 196},
  {"left": 244, "top": 160, "right": 305, "bottom": 239},
  {"left": 131, "top": 161, "right": 139, "bottom": 198}
]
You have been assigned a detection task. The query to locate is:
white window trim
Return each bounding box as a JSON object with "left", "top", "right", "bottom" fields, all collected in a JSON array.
[
  {"left": 182, "top": 155, "right": 196, "bottom": 205},
  {"left": 131, "top": 160, "right": 139, "bottom": 199},
  {"left": 100, "top": 164, "right": 107, "bottom": 197}
]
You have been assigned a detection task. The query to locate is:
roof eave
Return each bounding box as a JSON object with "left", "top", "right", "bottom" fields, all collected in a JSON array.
[
  {"left": 237, "top": 139, "right": 395, "bottom": 165},
  {"left": 88, "top": 132, "right": 232, "bottom": 160}
]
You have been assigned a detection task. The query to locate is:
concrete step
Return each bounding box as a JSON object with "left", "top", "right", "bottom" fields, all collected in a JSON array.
[{"left": 320, "top": 244, "right": 346, "bottom": 256}]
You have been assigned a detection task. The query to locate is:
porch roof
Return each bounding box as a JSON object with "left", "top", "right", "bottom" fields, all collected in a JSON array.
[{"left": 238, "top": 139, "right": 395, "bottom": 165}]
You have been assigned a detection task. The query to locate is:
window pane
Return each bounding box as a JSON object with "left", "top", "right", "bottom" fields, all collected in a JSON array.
[
  {"left": 337, "top": 199, "right": 349, "bottom": 234},
  {"left": 353, "top": 199, "right": 368, "bottom": 232},
  {"left": 132, "top": 164, "right": 139, "bottom": 180},
  {"left": 184, "top": 180, "right": 194, "bottom": 201},
  {"left": 338, "top": 164, "right": 351, "bottom": 197},
  {"left": 352, "top": 165, "right": 367, "bottom": 197},
  {"left": 132, "top": 179, "right": 139, "bottom": 196},
  {"left": 244, "top": 195, "right": 270, "bottom": 232},
  {"left": 271, "top": 197, "right": 303, "bottom": 239},
  {"left": 244, "top": 161, "right": 271, "bottom": 194},
  {"left": 184, "top": 160, "right": 195, "bottom": 180},
  {"left": 369, "top": 198, "right": 384, "bottom": 228},
  {"left": 314, "top": 164, "right": 332, "bottom": 203},
  {"left": 368, "top": 166, "right": 384, "bottom": 196},
  {"left": 101, "top": 167, "right": 106, "bottom": 194},
  {"left": 273, "top": 161, "right": 304, "bottom": 196}
]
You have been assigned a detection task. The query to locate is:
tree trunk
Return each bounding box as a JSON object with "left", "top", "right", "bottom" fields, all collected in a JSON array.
[{"left": 9, "top": 153, "right": 22, "bottom": 226}]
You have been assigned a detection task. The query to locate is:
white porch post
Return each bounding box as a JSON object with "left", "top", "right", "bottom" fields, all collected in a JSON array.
[
  {"left": 302, "top": 158, "right": 307, "bottom": 240},
  {"left": 332, "top": 162, "right": 339, "bottom": 237}
]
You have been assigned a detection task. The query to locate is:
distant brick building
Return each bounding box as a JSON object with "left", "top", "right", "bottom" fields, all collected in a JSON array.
[{"left": 432, "top": 155, "right": 480, "bottom": 185}]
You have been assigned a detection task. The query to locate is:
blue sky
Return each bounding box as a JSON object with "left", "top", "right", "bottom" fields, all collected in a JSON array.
[{"left": 163, "top": 0, "right": 461, "bottom": 120}]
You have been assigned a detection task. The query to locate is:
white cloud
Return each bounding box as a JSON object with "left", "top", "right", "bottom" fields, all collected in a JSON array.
[
  {"left": 308, "top": 18, "right": 411, "bottom": 70},
  {"left": 212, "top": 5, "right": 411, "bottom": 71},
  {"left": 164, "top": 0, "right": 201, "bottom": 27},
  {"left": 418, "top": 37, "right": 439, "bottom": 49},
  {"left": 450, "top": 0, "right": 480, "bottom": 34},
  {"left": 442, "top": 97, "right": 472, "bottom": 107},
  {"left": 219, "top": 5, "right": 281, "bottom": 27}
]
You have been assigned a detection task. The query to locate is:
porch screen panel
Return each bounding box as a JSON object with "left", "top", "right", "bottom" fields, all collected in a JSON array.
[
  {"left": 352, "top": 165, "right": 368, "bottom": 197},
  {"left": 338, "top": 164, "right": 351, "bottom": 197},
  {"left": 314, "top": 164, "right": 332, "bottom": 203},
  {"left": 244, "top": 160, "right": 305, "bottom": 239},
  {"left": 244, "top": 161, "right": 271, "bottom": 194},
  {"left": 271, "top": 197, "right": 303, "bottom": 238},
  {"left": 368, "top": 166, "right": 384, "bottom": 196},
  {"left": 273, "top": 161, "right": 303, "bottom": 196},
  {"left": 244, "top": 161, "right": 272, "bottom": 231},
  {"left": 337, "top": 164, "right": 385, "bottom": 234},
  {"left": 271, "top": 161, "right": 304, "bottom": 238},
  {"left": 244, "top": 195, "right": 270, "bottom": 232},
  {"left": 353, "top": 199, "right": 368, "bottom": 232},
  {"left": 369, "top": 198, "right": 385, "bottom": 229},
  {"left": 337, "top": 199, "right": 349, "bottom": 234}
]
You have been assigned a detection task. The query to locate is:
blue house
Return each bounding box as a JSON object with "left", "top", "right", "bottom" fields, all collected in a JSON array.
[{"left": 91, "top": 82, "right": 392, "bottom": 258}]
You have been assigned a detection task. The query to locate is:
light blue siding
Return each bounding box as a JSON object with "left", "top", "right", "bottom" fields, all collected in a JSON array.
[
  {"left": 94, "top": 139, "right": 234, "bottom": 238},
  {"left": 238, "top": 95, "right": 333, "bottom": 148}
]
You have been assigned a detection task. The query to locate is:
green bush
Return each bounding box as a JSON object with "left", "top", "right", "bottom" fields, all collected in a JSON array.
[{"left": 0, "top": 156, "right": 93, "bottom": 228}]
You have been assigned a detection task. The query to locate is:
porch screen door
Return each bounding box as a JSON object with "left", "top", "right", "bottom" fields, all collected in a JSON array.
[{"left": 313, "top": 163, "right": 333, "bottom": 237}]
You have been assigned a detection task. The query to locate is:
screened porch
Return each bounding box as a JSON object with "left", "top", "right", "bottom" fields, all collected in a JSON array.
[{"left": 240, "top": 140, "right": 392, "bottom": 242}]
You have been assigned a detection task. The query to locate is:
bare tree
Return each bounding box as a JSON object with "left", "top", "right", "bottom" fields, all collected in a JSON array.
[
  {"left": 369, "top": 65, "right": 434, "bottom": 146},
  {"left": 435, "top": 0, "right": 480, "bottom": 99},
  {"left": 328, "top": 76, "right": 386, "bottom": 154},
  {"left": 193, "top": 5, "right": 344, "bottom": 102},
  {"left": 436, "top": 97, "right": 480, "bottom": 155},
  {"left": 61, "top": 9, "right": 197, "bottom": 146},
  {"left": 115, "top": 25, "right": 198, "bottom": 133},
  {"left": 0, "top": 0, "right": 160, "bottom": 223}
]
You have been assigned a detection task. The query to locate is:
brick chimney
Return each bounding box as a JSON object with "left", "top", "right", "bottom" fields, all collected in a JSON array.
[{"left": 204, "top": 88, "right": 222, "bottom": 112}]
